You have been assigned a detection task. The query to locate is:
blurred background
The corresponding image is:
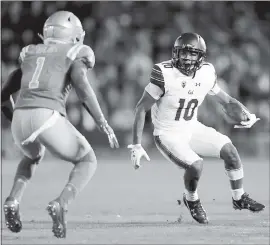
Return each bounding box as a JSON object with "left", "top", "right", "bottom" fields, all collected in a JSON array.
[{"left": 1, "top": 1, "right": 269, "bottom": 159}]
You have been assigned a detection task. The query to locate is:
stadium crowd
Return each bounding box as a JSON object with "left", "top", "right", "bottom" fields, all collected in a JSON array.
[{"left": 1, "top": 1, "right": 269, "bottom": 157}]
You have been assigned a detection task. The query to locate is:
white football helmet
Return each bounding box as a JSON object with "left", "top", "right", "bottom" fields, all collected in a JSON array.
[{"left": 42, "top": 11, "right": 85, "bottom": 45}]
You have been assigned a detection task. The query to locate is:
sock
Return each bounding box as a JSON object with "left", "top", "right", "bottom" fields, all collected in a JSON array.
[
  {"left": 184, "top": 189, "right": 199, "bottom": 201},
  {"left": 8, "top": 176, "right": 28, "bottom": 203},
  {"left": 231, "top": 188, "right": 244, "bottom": 201},
  {"left": 225, "top": 167, "right": 244, "bottom": 201},
  {"left": 8, "top": 157, "right": 37, "bottom": 203},
  {"left": 58, "top": 156, "right": 97, "bottom": 207}
]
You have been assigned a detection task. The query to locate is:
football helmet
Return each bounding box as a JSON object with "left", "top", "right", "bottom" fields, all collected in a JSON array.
[
  {"left": 43, "top": 11, "right": 85, "bottom": 45},
  {"left": 172, "top": 33, "right": 206, "bottom": 76}
]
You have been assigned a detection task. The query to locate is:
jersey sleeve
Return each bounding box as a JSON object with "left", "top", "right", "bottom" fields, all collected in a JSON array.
[
  {"left": 208, "top": 82, "right": 221, "bottom": 95},
  {"left": 203, "top": 63, "right": 221, "bottom": 95},
  {"left": 67, "top": 44, "right": 95, "bottom": 69},
  {"left": 145, "top": 64, "right": 165, "bottom": 100}
]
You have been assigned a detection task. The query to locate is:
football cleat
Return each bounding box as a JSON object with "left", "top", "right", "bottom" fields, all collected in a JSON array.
[
  {"left": 233, "top": 193, "right": 265, "bottom": 212},
  {"left": 183, "top": 194, "right": 209, "bottom": 224},
  {"left": 3, "top": 198, "right": 22, "bottom": 233},
  {"left": 46, "top": 200, "right": 67, "bottom": 238}
]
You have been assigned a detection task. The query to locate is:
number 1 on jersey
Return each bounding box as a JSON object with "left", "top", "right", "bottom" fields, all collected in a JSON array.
[
  {"left": 175, "top": 98, "right": 198, "bottom": 121},
  {"left": 29, "top": 57, "right": 45, "bottom": 89}
]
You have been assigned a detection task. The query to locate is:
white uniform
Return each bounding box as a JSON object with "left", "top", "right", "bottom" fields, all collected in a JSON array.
[{"left": 145, "top": 60, "right": 231, "bottom": 169}]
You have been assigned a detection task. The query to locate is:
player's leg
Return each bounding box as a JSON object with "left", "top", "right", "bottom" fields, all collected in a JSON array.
[
  {"left": 35, "top": 113, "right": 97, "bottom": 238},
  {"left": 4, "top": 109, "right": 45, "bottom": 233},
  {"left": 154, "top": 135, "right": 208, "bottom": 224},
  {"left": 220, "top": 142, "right": 265, "bottom": 212},
  {"left": 190, "top": 122, "right": 265, "bottom": 212}
]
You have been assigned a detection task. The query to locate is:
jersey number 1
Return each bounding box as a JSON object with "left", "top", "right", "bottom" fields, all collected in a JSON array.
[
  {"left": 29, "top": 57, "right": 45, "bottom": 89},
  {"left": 175, "top": 98, "right": 198, "bottom": 121}
]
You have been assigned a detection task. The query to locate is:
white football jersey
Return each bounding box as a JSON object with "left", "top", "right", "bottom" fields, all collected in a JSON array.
[{"left": 145, "top": 60, "right": 220, "bottom": 136}]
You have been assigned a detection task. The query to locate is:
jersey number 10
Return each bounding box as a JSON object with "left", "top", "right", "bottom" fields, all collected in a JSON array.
[
  {"left": 175, "top": 98, "right": 198, "bottom": 121},
  {"left": 29, "top": 57, "right": 45, "bottom": 89}
]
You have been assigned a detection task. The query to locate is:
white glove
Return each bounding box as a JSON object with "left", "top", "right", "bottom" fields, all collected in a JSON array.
[
  {"left": 127, "top": 144, "right": 150, "bottom": 170},
  {"left": 234, "top": 113, "right": 260, "bottom": 128}
]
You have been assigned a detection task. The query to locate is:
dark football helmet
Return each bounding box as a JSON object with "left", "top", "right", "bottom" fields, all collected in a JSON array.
[{"left": 172, "top": 33, "right": 206, "bottom": 76}]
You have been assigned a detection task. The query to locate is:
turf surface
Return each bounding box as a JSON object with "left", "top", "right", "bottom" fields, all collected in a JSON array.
[{"left": 1, "top": 151, "right": 269, "bottom": 244}]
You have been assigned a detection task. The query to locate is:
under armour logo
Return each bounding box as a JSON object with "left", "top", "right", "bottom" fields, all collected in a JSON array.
[
  {"left": 195, "top": 83, "right": 201, "bottom": 86},
  {"left": 188, "top": 90, "right": 194, "bottom": 95},
  {"left": 182, "top": 81, "right": 186, "bottom": 88}
]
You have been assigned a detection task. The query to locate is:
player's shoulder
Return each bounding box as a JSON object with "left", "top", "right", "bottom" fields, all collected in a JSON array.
[
  {"left": 19, "top": 44, "right": 37, "bottom": 63},
  {"left": 154, "top": 60, "right": 173, "bottom": 71},
  {"left": 67, "top": 43, "right": 95, "bottom": 69},
  {"left": 199, "top": 61, "right": 216, "bottom": 75},
  {"left": 150, "top": 61, "right": 172, "bottom": 88}
]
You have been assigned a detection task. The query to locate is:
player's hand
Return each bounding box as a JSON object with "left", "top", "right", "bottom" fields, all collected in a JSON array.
[
  {"left": 99, "top": 122, "right": 119, "bottom": 148},
  {"left": 127, "top": 144, "right": 150, "bottom": 170},
  {"left": 234, "top": 113, "right": 260, "bottom": 128}
]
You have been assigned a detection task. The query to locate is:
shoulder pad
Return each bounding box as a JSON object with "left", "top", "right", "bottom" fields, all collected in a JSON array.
[
  {"left": 67, "top": 44, "right": 95, "bottom": 69},
  {"left": 201, "top": 61, "right": 215, "bottom": 70},
  {"left": 19, "top": 45, "right": 31, "bottom": 63},
  {"left": 200, "top": 62, "right": 216, "bottom": 75},
  {"left": 159, "top": 60, "right": 174, "bottom": 69}
]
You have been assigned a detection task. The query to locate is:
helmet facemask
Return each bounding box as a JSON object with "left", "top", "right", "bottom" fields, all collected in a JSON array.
[{"left": 172, "top": 46, "right": 206, "bottom": 76}]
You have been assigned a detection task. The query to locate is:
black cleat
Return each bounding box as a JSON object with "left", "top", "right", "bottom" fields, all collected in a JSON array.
[
  {"left": 3, "top": 198, "right": 22, "bottom": 233},
  {"left": 233, "top": 193, "right": 265, "bottom": 212},
  {"left": 183, "top": 194, "right": 208, "bottom": 224},
  {"left": 46, "top": 200, "right": 67, "bottom": 238}
]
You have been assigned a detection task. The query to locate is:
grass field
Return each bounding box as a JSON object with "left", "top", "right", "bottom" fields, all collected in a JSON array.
[{"left": 1, "top": 150, "right": 269, "bottom": 244}]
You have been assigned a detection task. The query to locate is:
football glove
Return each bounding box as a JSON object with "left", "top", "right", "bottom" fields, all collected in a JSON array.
[
  {"left": 99, "top": 121, "right": 119, "bottom": 148},
  {"left": 127, "top": 144, "right": 150, "bottom": 170},
  {"left": 234, "top": 113, "right": 260, "bottom": 128}
]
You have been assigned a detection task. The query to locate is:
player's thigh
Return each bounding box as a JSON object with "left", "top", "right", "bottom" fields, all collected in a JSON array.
[
  {"left": 154, "top": 135, "right": 202, "bottom": 169},
  {"left": 190, "top": 121, "right": 231, "bottom": 158},
  {"left": 11, "top": 109, "right": 45, "bottom": 160},
  {"left": 37, "top": 115, "right": 92, "bottom": 163}
]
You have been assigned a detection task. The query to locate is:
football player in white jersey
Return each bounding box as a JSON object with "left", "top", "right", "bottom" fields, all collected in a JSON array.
[{"left": 128, "top": 33, "right": 264, "bottom": 224}]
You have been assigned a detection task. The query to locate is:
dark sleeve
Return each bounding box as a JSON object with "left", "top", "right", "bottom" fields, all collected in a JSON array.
[
  {"left": 150, "top": 65, "right": 165, "bottom": 96},
  {"left": 1, "top": 68, "right": 22, "bottom": 103}
]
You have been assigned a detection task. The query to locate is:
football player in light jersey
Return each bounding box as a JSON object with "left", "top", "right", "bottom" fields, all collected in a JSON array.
[
  {"left": 1, "top": 11, "right": 119, "bottom": 238},
  {"left": 128, "top": 33, "right": 264, "bottom": 224}
]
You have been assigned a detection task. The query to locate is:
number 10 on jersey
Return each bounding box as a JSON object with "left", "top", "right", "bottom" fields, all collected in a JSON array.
[{"left": 175, "top": 98, "right": 198, "bottom": 121}]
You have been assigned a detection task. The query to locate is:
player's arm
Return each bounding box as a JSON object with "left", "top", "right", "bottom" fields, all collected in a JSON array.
[
  {"left": 70, "top": 59, "right": 119, "bottom": 148},
  {"left": 211, "top": 86, "right": 250, "bottom": 110},
  {"left": 128, "top": 64, "right": 165, "bottom": 169},
  {"left": 132, "top": 91, "right": 157, "bottom": 145},
  {"left": 209, "top": 80, "right": 259, "bottom": 128},
  {"left": 1, "top": 68, "right": 22, "bottom": 121}
]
